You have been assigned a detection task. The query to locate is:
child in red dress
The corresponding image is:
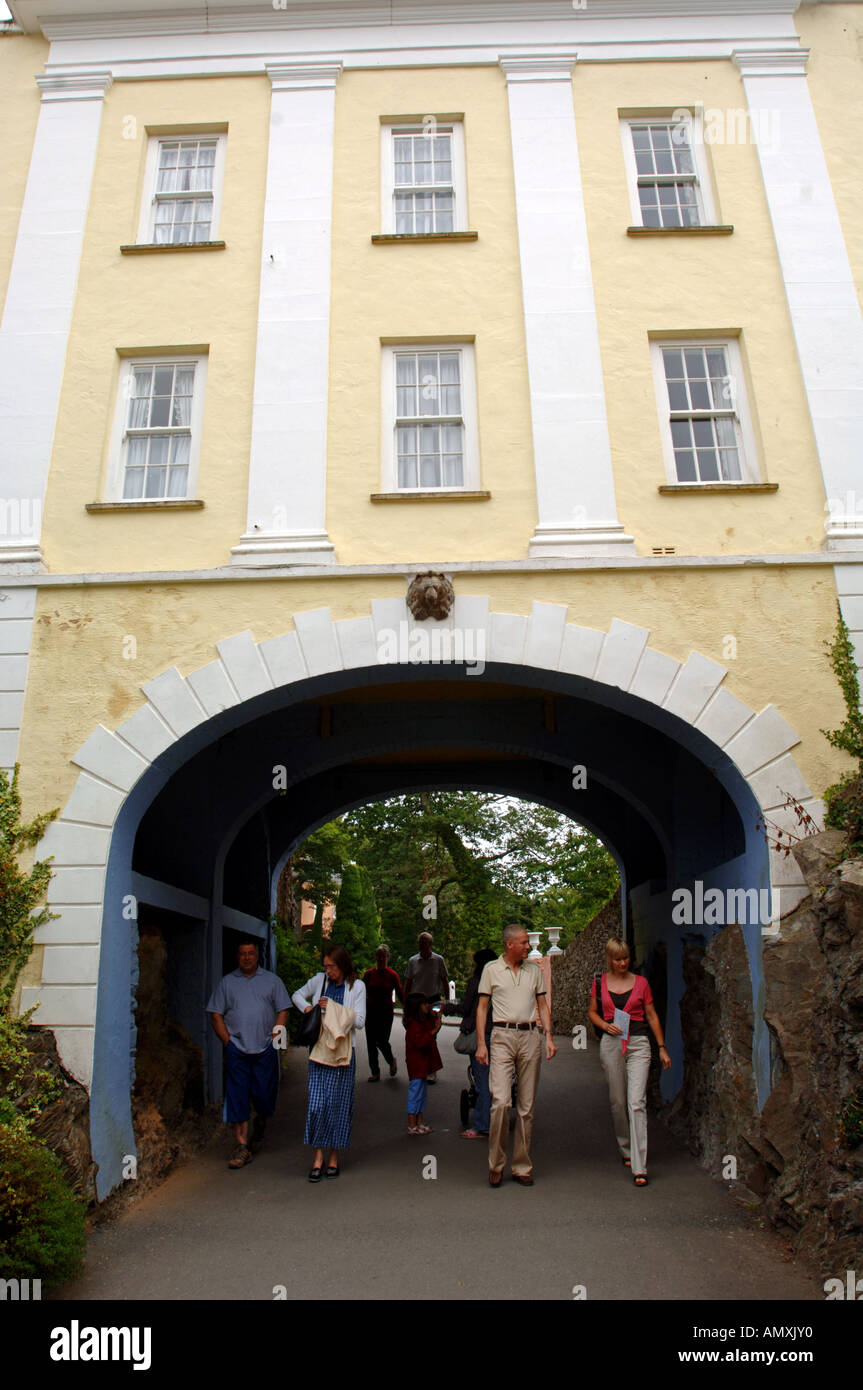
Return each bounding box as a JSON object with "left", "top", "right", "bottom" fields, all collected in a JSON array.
[{"left": 403, "top": 992, "right": 443, "bottom": 1134}]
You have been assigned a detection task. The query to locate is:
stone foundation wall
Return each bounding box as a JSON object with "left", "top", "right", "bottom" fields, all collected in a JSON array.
[{"left": 664, "top": 832, "right": 863, "bottom": 1278}]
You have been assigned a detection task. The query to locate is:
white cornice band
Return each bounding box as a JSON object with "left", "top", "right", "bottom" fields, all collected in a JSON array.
[
  {"left": 35, "top": 70, "right": 114, "bottom": 101},
  {"left": 265, "top": 60, "right": 343, "bottom": 90},
  {"left": 499, "top": 53, "right": 577, "bottom": 81},
  {"left": 733, "top": 45, "right": 810, "bottom": 76}
]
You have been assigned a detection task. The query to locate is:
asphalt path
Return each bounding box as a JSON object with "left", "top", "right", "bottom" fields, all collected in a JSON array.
[{"left": 55, "top": 1021, "right": 821, "bottom": 1303}]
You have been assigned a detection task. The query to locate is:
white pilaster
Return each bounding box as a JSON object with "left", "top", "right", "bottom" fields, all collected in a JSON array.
[
  {"left": 0, "top": 70, "right": 112, "bottom": 572},
  {"left": 500, "top": 55, "right": 634, "bottom": 560},
  {"left": 230, "top": 61, "right": 341, "bottom": 567},
  {"left": 734, "top": 48, "right": 863, "bottom": 551}
]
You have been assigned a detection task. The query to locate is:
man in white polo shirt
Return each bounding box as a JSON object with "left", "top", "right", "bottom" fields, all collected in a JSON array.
[{"left": 475, "top": 924, "right": 557, "bottom": 1187}]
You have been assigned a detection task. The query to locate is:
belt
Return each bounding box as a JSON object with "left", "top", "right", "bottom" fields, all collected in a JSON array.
[{"left": 492, "top": 1021, "right": 538, "bottom": 1031}]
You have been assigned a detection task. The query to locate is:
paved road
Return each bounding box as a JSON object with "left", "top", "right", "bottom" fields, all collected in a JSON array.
[{"left": 56, "top": 1022, "right": 821, "bottom": 1302}]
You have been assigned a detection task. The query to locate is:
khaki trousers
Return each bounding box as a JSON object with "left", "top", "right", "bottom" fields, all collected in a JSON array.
[
  {"left": 599, "top": 1033, "right": 651, "bottom": 1175},
  {"left": 488, "top": 1026, "right": 543, "bottom": 1176}
]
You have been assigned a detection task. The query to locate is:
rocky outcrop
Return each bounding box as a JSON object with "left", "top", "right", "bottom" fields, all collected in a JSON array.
[
  {"left": 132, "top": 924, "right": 218, "bottom": 1187},
  {"left": 21, "top": 1027, "right": 97, "bottom": 1202},
  {"left": 665, "top": 831, "right": 863, "bottom": 1277}
]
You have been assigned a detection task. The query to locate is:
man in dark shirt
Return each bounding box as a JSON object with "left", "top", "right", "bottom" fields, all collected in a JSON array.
[{"left": 362, "top": 944, "right": 404, "bottom": 1081}]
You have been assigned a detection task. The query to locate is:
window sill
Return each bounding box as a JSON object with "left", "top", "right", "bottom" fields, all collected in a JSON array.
[
  {"left": 119, "top": 241, "right": 226, "bottom": 255},
  {"left": 371, "top": 231, "right": 478, "bottom": 244},
  {"left": 657, "top": 483, "right": 778, "bottom": 494},
  {"left": 627, "top": 225, "right": 733, "bottom": 237},
  {"left": 370, "top": 489, "right": 491, "bottom": 502},
  {"left": 85, "top": 500, "right": 206, "bottom": 512}
]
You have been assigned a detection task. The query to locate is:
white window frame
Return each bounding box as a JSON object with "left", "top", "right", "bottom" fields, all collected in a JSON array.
[
  {"left": 620, "top": 111, "right": 717, "bottom": 228},
  {"left": 380, "top": 119, "right": 468, "bottom": 234},
  {"left": 650, "top": 337, "right": 759, "bottom": 485},
  {"left": 136, "top": 132, "right": 227, "bottom": 246},
  {"left": 106, "top": 353, "right": 208, "bottom": 502},
  {"left": 381, "top": 342, "right": 480, "bottom": 492}
]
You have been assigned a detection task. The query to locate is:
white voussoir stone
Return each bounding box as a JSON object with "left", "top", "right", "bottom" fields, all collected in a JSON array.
[
  {"left": 0, "top": 588, "right": 36, "bottom": 619},
  {"left": 58, "top": 772, "right": 126, "bottom": 828},
  {"left": 293, "top": 608, "right": 342, "bottom": 677},
  {"left": 71, "top": 725, "right": 149, "bottom": 791},
  {"left": 724, "top": 704, "right": 801, "bottom": 778},
  {"left": 19, "top": 985, "right": 97, "bottom": 1027},
  {"left": 41, "top": 944, "right": 100, "bottom": 985},
  {"left": 629, "top": 648, "right": 681, "bottom": 706},
  {"left": 116, "top": 703, "right": 176, "bottom": 763},
  {"left": 525, "top": 602, "right": 567, "bottom": 669},
  {"left": 33, "top": 904, "right": 104, "bottom": 945},
  {"left": 559, "top": 625, "right": 604, "bottom": 679},
  {"left": 0, "top": 617, "right": 33, "bottom": 654},
  {"left": 0, "top": 691, "right": 24, "bottom": 727},
  {"left": 0, "top": 655, "right": 28, "bottom": 688},
  {"left": 594, "top": 619, "right": 650, "bottom": 691},
  {"left": 38, "top": 820, "right": 111, "bottom": 867},
  {"left": 488, "top": 613, "right": 528, "bottom": 665},
  {"left": 694, "top": 688, "right": 754, "bottom": 748},
  {"left": 216, "top": 631, "right": 273, "bottom": 702},
  {"left": 47, "top": 866, "right": 106, "bottom": 904},
  {"left": 258, "top": 631, "right": 308, "bottom": 688},
  {"left": 186, "top": 660, "right": 240, "bottom": 717},
  {"left": 663, "top": 652, "right": 727, "bottom": 725},
  {"left": 748, "top": 753, "right": 814, "bottom": 813},
  {"left": 370, "top": 597, "right": 407, "bottom": 642},
  {"left": 142, "top": 667, "right": 207, "bottom": 738},
  {"left": 336, "top": 616, "right": 378, "bottom": 670}
]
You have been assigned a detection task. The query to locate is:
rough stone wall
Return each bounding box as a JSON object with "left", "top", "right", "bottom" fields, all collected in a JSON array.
[
  {"left": 664, "top": 832, "right": 863, "bottom": 1278},
  {"left": 132, "top": 923, "right": 218, "bottom": 1186},
  {"left": 24, "top": 1027, "right": 97, "bottom": 1202},
  {"left": 549, "top": 890, "right": 622, "bottom": 1035}
]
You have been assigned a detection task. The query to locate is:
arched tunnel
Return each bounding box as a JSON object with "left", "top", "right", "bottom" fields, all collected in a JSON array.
[{"left": 91, "top": 659, "right": 770, "bottom": 1197}]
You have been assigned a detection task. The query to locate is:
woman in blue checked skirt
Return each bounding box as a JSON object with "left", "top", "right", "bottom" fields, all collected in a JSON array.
[{"left": 293, "top": 945, "right": 366, "bottom": 1182}]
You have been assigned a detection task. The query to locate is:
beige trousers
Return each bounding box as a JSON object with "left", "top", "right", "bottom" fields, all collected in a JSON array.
[
  {"left": 488, "top": 1027, "right": 543, "bottom": 1176},
  {"left": 599, "top": 1033, "right": 652, "bottom": 1175}
]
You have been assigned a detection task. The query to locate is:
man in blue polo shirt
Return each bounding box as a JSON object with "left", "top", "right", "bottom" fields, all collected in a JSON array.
[{"left": 207, "top": 939, "right": 292, "bottom": 1169}]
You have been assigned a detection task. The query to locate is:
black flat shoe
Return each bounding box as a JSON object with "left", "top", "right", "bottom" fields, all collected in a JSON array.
[
  {"left": 325, "top": 1164, "right": 340, "bottom": 1178},
  {"left": 308, "top": 1166, "right": 323, "bottom": 1183}
]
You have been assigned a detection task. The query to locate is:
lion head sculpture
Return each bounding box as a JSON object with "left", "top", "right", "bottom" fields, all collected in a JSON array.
[{"left": 406, "top": 571, "right": 455, "bottom": 622}]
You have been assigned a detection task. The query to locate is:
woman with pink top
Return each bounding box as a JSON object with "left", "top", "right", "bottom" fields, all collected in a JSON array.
[{"left": 588, "top": 937, "right": 671, "bottom": 1187}]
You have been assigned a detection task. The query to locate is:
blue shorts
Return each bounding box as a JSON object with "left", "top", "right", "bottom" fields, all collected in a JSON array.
[
  {"left": 408, "top": 1077, "right": 428, "bottom": 1115},
  {"left": 224, "top": 1039, "right": 280, "bottom": 1123}
]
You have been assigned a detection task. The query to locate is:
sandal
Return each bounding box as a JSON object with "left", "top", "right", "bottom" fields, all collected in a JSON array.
[
  {"left": 407, "top": 1125, "right": 420, "bottom": 1135},
  {"left": 621, "top": 1157, "right": 631, "bottom": 1168},
  {"left": 416, "top": 1124, "right": 433, "bottom": 1134},
  {"left": 460, "top": 1128, "right": 482, "bottom": 1139},
  {"left": 325, "top": 1165, "right": 340, "bottom": 1178},
  {"left": 633, "top": 1173, "right": 648, "bottom": 1186},
  {"left": 228, "top": 1144, "right": 252, "bottom": 1169},
  {"left": 308, "top": 1166, "right": 323, "bottom": 1182}
]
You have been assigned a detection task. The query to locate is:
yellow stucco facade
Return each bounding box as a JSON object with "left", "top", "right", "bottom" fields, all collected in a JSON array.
[{"left": 2, "top": 2, "right": 862, "bottom": 1147}]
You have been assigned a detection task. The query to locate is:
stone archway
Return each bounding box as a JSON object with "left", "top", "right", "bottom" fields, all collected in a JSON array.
[{"left": 23, "top": 596, "right": 822, "bottom": 1197}]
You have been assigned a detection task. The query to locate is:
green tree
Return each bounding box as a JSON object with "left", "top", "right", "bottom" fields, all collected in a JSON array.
[
  {"left": 821, "top": 606, "right": 863, "bottom": 850},
  {"left": 333, "top": 862, "right": 379, "bottom": 971},
  {"left": 0, "top": 766, "right": 84, "bottom": 1288}
]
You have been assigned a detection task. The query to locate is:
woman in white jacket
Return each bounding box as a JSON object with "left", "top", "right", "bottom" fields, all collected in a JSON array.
[{"left": 292, "top": 944, "right": 366, "bottom": 1182}]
